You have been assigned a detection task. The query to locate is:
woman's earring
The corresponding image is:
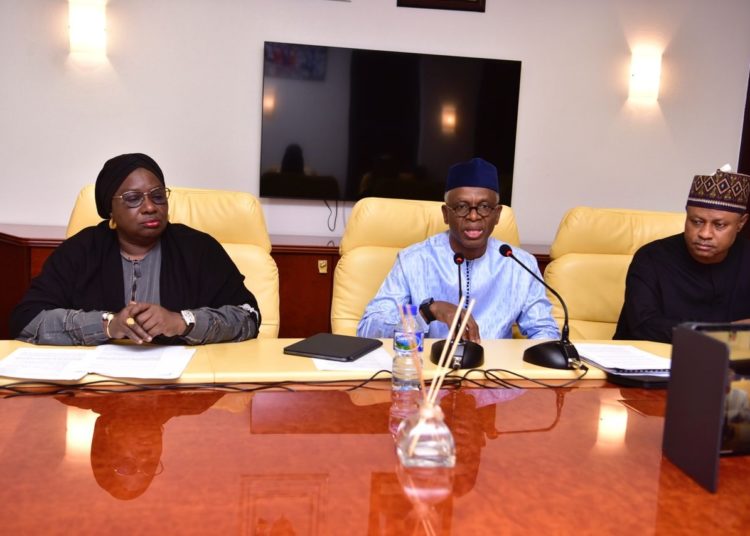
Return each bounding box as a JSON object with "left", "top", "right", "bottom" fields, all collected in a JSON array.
[{"left": 108, "top": 218, "right": 117, "bottom": 230}]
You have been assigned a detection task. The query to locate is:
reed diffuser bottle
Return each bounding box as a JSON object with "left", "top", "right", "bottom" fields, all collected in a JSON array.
[{"left": 395, "top": 402, "right": 456, "bottom": 468}]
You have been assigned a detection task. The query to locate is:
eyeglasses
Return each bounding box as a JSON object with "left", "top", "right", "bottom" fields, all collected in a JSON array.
[
  {"left": 114, "top": 458, "right": 164, "bottom": 477},
  {"left": 113, "top": 187, "right": 171, "bottom": 209},
  {"left": 446, "top": 202, "right": 498, "bottom": 218}
]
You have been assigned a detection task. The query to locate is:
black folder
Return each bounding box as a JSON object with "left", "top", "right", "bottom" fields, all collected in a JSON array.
[{"left": 283, "top": 333, "right": 383, "bottom": 362}]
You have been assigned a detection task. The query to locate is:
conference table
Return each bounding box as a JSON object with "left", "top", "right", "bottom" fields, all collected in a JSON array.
[
  {"left": 0, "top": 338, "right": 748, "bottom": 534},
  {"left": 0, "top": 337, "right": 670, "bottom": 387}
]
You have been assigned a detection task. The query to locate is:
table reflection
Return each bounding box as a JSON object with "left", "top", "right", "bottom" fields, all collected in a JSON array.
[
  {"left": 396, "top": 464, "right": 454, "bottom": 536},
  {"left": 441, "top": 390, "right": 500, "bottom": 497},
  {"left": 58, "top": 391, "right": 222, "bottom": 500},
  {"left": 3, "top": 387, "right": 745, "bottom": 533}
]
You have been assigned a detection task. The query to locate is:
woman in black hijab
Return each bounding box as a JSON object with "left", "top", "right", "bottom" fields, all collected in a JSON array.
[{"left": 10, "top": 153, "right": 261, "bottom": 345}]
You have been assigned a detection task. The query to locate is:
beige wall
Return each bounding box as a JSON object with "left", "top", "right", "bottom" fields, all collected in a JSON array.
[{"left": 0, "top": 0, "right": 748, "bottom": 244}]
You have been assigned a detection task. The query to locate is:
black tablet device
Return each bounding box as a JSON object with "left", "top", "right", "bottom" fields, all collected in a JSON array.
[
  {"left": 663, "top": 322, "right": 750, "bottom": 492},
  {"left": 283, "top": 333, "right": 383, "bottom": 362}
]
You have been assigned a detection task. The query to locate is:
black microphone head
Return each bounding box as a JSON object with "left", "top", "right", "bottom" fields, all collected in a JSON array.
[
  {"left": 499, "top": 244, "right": 513, "bottom": 257},
  {"left": 453, "top": 253, "right": 465, "bottom": 265}
]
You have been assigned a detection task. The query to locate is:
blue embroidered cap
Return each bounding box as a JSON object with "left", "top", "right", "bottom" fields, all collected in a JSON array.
[{"left": 445, "top": 157, "right": 499, "bottom": 193}]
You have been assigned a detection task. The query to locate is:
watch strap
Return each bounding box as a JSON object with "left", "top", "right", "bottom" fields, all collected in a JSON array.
[{"left": 419, "top": 298, "right": 436, "bottom": 323}]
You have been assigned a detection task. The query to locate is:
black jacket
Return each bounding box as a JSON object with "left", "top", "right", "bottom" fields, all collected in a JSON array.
[{"left": 10, "top": 221, "right": 259, "bottom": 341}]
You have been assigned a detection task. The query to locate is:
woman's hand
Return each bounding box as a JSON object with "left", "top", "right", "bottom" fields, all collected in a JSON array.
[{"left": 108, "top": 302, "right": 187, "bottom": 343}]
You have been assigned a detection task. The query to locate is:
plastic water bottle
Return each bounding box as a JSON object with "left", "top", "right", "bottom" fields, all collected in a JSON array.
[
  {"left": 392, "top": 304, "right": 423, "bottom": 392},
  {"left": 396, "top": 402, "right": 456, "bottom": 468}
]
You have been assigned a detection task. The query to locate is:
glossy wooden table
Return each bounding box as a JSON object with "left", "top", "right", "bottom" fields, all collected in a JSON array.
[
  {"left": 1, "top": 386, "right": 747, "bottom": 534},
  {"left": 0, "top": 338, "right": 672, "bottom": 387}
]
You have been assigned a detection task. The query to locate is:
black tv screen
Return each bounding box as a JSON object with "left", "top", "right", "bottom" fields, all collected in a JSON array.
[{"left": 259, "top": 41, "right": 521, "bottom": 204}]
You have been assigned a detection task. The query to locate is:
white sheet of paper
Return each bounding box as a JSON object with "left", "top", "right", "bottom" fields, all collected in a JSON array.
[
  {"left": 92, "top": 345, "right": 195, "bottom": 379},
  {"left": 576, "top": 343, "right": 670, "bottom": 374},
  {"left": 312, "top": 347, "right": 393, "bottom": 371},
  {"left": 0, "top": 345, "right": 195, "bottom": 381},
  {"left": 0, "top": 348, "right": 91, "bottom": 380}
]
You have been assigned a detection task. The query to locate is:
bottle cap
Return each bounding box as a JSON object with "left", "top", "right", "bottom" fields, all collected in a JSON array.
[{"left": 401, "top": 303, "right": 418, "bottom": 316}]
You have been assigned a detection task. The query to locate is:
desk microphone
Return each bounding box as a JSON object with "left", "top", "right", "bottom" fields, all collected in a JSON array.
[
  {"left": 429, "top": 253, "right": 484, "bottom": 369},
  {"left": 499, "top": 244, "right": 581, "bottom": 370}
]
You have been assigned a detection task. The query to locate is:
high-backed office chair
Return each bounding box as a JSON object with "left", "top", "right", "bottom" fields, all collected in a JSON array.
[
  {"left": 543, "top": 206, "right": 685, "bottom": 340},
  {"left": 66, "top": 185, "right": 280, "bottom": 338},
  {"left": 331, "top": 197, "right": 520, "bottom": 336}
]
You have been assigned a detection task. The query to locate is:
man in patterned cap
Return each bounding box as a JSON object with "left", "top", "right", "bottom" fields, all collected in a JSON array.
[
  {"left": 615, "top": 167, "right": 750, "bottom": 343},
  {"left": 358, "top": 157, "right": 559, "bottom": 343}
]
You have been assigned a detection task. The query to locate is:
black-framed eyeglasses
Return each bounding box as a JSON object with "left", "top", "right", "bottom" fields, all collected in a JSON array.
[
  {"left": 113, "top": 187, "right": 171, "bottom": 209},
  {"left": 446, "top": 202, "right": 498, "bottom": 218}
]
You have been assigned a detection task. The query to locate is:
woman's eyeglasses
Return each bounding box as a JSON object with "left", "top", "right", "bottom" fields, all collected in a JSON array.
[{"left": 113, "top": 187, "right": 171, "bottom": 209}]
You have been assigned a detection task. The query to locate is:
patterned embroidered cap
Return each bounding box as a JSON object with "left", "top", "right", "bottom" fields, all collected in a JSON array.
[{"left": 686, "top": 169, "right": 750, "bottom": 214}]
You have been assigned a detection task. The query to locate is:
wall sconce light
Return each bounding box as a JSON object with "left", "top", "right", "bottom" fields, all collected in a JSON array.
[
  {"left": 263, "top": 92, "right": 276, "bottom": 116},
  {"left": 68, "top": 0, "right": 107, "bottom": 59},
  {"left": 629, "top": 46, "right": 662, "bottom": 102},
  {"left": 441, "top": 104, "right": 456, "bottom": 135}
]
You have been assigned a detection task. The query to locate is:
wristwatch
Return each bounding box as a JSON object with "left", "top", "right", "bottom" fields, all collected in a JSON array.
[
  {"left": 419, "top": 298, "right": 436, "bottom": 323},
  {"left": 180, "top": 309, "right": 196, "bottom": 336}
]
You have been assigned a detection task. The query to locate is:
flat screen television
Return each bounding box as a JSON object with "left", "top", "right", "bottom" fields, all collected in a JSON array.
[{"left": 259, "top": 41, "right": 521, "bottom": 204}]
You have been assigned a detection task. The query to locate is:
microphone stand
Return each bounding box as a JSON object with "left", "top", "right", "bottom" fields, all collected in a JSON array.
[
  {"left": 429, "top": 253, "right": 484, "bottom": 369},
  {"left": 499, "top": 245, "right": 581, "bottom": 370}
]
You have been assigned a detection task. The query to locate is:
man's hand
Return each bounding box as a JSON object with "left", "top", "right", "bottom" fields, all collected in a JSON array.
[{"left": 430, "top": 300, "right": 481, "bottom": 343}]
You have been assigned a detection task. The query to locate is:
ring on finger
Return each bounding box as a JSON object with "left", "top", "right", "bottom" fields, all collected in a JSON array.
[{"left": 126, "top": 317, "right": 136, "bottom": 326}]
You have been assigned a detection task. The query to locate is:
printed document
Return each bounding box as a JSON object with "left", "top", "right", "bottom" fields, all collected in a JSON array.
[
  {"left": 576, "top": 343, "right": 670, "bottom": 376},
  {"left": 0, "top": 345, "right": 195, "bottom": 381}
]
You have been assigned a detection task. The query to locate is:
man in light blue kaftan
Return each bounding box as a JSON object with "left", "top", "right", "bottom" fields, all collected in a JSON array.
[{"left": 357, "top": 158, "right": 559, "bottom": 343}]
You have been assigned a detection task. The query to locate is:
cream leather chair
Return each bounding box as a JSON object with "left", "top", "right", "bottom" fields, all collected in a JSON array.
[
  {"left": 331, "top": 197, "right": 520, "bottom": 336},
  {"left": 66, "top": 185, "right": 280, "bottom": 338},
  {"left": 543, "top": 207, "right": 685, "bottom": 340}
]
